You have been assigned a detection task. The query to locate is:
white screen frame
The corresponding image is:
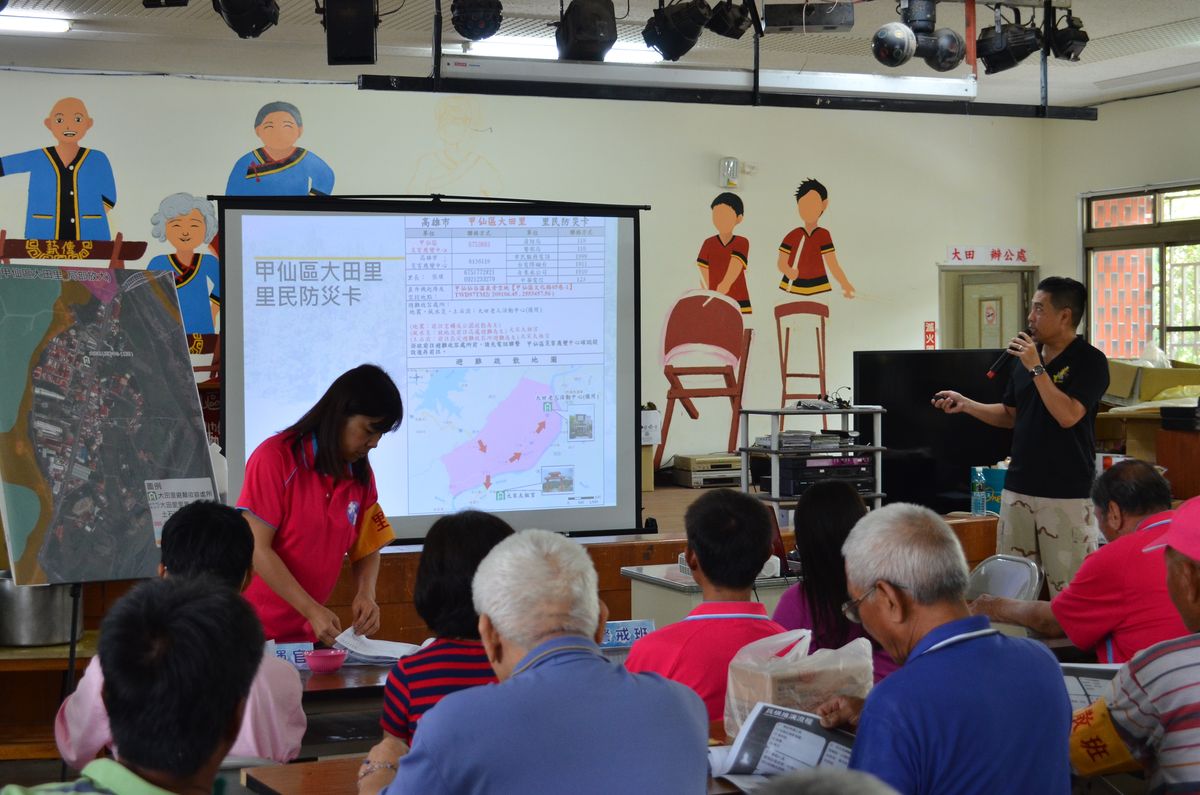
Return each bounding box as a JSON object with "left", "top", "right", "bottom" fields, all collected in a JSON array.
[{"left": 218, "top": 196, "right": 643, "bottom": 541}]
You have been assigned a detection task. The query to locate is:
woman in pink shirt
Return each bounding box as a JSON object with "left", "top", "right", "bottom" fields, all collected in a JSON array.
[{"left": 772, "top": 481, "right": 898, "bottom": 682}]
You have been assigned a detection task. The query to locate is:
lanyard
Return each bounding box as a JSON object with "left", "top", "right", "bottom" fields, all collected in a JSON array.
[
  {"left": 910, "top": 628, "right": 999, "bottom": 662},
  {"left": 511, "top": 643, "right": 599, "bottom": 677}
]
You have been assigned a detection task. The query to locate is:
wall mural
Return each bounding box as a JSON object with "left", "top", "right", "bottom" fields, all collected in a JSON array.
[
  {"left": 225, "top": 101, "right": 335, "bottom": 196},
  {"left": 407, "top": 96, "right": 502, "bottom": 197},
  {"left": 777, "top": 178, "right": 854, "bottom": 300},
  {"left": 147, "top": 193, "right": 221, "bottom": 335},
  {"left": 0, "top": 97, "right": 117, "bottom": 241},
  {"left": 696, "top": 192, "right": 751, "bottom": 315}
]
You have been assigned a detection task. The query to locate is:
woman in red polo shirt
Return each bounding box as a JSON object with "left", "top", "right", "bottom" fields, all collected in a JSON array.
[{"left": 237, "top": 364, "right": 403, "bottom": 644}]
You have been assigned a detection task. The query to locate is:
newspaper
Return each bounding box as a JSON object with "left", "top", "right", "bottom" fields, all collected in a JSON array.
[
  {"left": 333, "top": 628, "right": 424, "bottom": 665},
  {"left": 709, "top": 702, "right": 856, "bottom": 792},
  {"left": 1061, "top": 663, "right": 1121, "bottom": 710}
]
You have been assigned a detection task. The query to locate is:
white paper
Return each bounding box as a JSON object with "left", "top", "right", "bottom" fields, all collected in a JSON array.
[{"left": 333, "top": 628, "right": 422, "bottom": 664}]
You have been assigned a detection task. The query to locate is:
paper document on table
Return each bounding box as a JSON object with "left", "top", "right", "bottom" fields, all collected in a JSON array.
[
  {"left": 333, "top": 629, "right": 423, "bottom": 664},
  {"left": 709, "top": 702, "right": 854, "bottom": 790},
  {"left": 1061, "top": 663, "right": 1121, "bottom": 710}
]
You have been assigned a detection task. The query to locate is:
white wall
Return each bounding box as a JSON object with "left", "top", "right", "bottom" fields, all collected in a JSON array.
[
  {"left": 0, "top": 70, "right": 1049, "bottom": 462},
  {"left": 1040, "top": 86, "right": 1200, "bottom": 283}
]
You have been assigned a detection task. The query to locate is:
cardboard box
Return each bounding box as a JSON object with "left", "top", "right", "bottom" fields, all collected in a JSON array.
[
  {"left": 1095, "top": 413, "right": 1160, "bottom": 461},
  {"left": 1104, "top": 360, "right": 1200, "bottom": 407}
]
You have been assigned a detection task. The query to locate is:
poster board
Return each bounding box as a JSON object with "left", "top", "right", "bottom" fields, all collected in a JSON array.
[{"left": 0, "top": 265, "right": 215, "bottom": 585}]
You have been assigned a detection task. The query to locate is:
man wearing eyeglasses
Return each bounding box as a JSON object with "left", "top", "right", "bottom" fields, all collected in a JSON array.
[{"left": 815, "top": 503, "right": 1072, "bottom": 795}]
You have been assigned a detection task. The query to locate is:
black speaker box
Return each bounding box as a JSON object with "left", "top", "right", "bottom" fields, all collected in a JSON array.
[{"left": 326, "top": 0, "right": 377, "bottom": 66}]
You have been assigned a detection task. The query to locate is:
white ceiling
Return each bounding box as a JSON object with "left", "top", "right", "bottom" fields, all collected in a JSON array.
[{"left": 1, "top": 0, "right": 1199, "bottom": 106}]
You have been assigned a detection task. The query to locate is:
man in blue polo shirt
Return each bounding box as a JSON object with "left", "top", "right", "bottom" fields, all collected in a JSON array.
[
  {"left": 816, "top": 503, "right": 1071, "bottom": 795},
  {"left": 361, "top": 529, "right": 709, "bottom": 795}
]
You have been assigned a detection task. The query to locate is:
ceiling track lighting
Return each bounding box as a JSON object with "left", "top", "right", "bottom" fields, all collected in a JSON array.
[
  {"left": 1050, "top": 10, "right": 1087, "bottom": 62},
  {"left": 451, "top": 0, "right": 503, "bottom": 41},
  {"left": 705, "top": 0, "right": 751, "bottom": 40},
  {"left": 975, "top": 6, "right": 1042, "bottom": 75},
  {"left": 212, "top": 0, "right": 279, "bottom": 37},
  {"left": 642, "top": 0, "right": 712, "bottom": 62},
  {"left": 555, "top": 0, "right": 617, "bottom": 61},
  {"left": 870, "top": 0, "right": 964, "bottom": 74}
]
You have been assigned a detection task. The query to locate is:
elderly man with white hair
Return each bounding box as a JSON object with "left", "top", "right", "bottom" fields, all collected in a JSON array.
[
  {"left": 815, "top": 504, "right": 1072, "bottom": 795},
  {"left": 371, "top": 529, "right": 709, "bottom": 795}
]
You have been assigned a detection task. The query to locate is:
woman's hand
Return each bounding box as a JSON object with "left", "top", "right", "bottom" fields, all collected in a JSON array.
[
  {"left": 352, "top": 592, "right": 381, "bottom": 637},
  {"left": 305, "top": 605, "right": 343, "bottom": 647}
]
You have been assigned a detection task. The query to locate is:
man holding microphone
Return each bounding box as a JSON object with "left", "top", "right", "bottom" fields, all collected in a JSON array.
[{"left": 933, "top": 277, "right": 1109, "bottom": 595}]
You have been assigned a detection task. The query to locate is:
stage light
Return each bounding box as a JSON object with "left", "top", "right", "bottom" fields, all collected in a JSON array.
[
  {"left": 642, "top": 0, "right": 712, "bottom": 62},
  {"left": 705, "top": 0, "right": 750, "bottom": 40},
  {"left": 212, "top": 0, "right": 278, "bottom": 38},
  {"left": 1051, "top": 11, "right": 1087, "bottom": 62},
  {"left": 975, "top": 10, "right": 1042, "bottom": 75},
  {"left": 451, "top": 0, "right": 502, "bottom": 41},
  {"left": 555, "top": 0, "right": 617, "bottom": 61},
  {"left": 870, "top": 0, "right": 964, "bottom": 73}
]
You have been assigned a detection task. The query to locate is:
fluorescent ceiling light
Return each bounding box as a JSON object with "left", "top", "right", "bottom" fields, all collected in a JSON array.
[
  {"left": 460, "top": 35, "right": 661, "bottom": 65},
  {"left": 0, "top": 14, "right": 72, "bottom": 33}
]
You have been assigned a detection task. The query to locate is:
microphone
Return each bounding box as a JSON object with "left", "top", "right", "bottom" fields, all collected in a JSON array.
[{"left": 986, "top": 327, "right": 1033, "bottom": 379}]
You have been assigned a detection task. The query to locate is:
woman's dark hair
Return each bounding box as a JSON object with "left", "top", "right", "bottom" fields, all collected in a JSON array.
[
  {"left": 284, "top": 364, "right": 402, "bottom": 484},
  {"left": 414, "top": 510, "right": 515, "bottom": 638},
  {"left": 793, "top": 481, "right": 868, "bottom": 649}
]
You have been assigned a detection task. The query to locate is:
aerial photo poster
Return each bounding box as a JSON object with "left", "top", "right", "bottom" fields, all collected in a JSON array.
[{"left": 0, "top": 265, "right": 214, "bottom": 585}]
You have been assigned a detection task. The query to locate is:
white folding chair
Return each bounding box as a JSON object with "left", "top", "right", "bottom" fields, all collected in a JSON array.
[{"left": 966, "top": 554, "right": 1043, "bottom": 601}]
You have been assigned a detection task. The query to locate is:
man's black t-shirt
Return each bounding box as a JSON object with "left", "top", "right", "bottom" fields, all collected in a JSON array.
[{"left": 1002, "top": 335, "right": 1109, "bottom": 499}]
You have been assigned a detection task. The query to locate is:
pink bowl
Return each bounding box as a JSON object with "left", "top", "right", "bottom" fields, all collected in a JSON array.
[{"left": 304, "top": 649, "right": 347, "bottom": 673}]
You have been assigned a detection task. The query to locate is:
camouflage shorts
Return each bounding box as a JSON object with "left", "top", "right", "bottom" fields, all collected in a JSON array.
[{"left": 997, "top": 489, "right": 1099, "bottom": 597}]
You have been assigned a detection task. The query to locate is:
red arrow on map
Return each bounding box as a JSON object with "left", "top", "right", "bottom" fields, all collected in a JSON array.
[
  {"left": 508, "top": 451, "right": 522, "bottom": 463},
  {"left": 535, "top": 420, "right": 546, "bottom": 433},
  {"left": 477, "top": 439, "right": 488, "bottom": 453},
  {"left": 484, "top": 475, "right": 492, "bottom": 489}
]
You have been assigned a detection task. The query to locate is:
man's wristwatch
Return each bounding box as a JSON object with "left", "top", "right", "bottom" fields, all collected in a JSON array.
[{"left": 1030, "top": 364, "right": 1047, "bottom": 378}]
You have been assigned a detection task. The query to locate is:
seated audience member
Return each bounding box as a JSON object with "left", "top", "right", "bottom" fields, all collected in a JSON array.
[
  {"left": 756, "top": 768, "right": 899, "bottom": 795},
  {"left": 361, "top": 529, "right": 708, "bottom": 795},
  {"left": 4, "top": 577, "right": 264, "bottom": 795},
  {"left": 365, "top": 510, "right": 513, "bottom": 766},
  {"left": 772, "top": 481, "right": 899, "bottom": 682},
  {"left": 971, "top": 459, "right": 1184, "bottom": 662},
  {"left": 625, "top": 488, "right": 786, "bottom": 720},
  {"left": 815, "top": 503, "right": 1071, "bottom": 795},
  {"left": 1072, "top": 496, "right": 1200, "bottom": 790},
  {"left": 55, "top": 501, "right": 304, "bottom": 769}
]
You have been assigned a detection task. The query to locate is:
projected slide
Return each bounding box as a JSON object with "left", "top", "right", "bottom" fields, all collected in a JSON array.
[{"left": 223, "top": 205, "right": 637, "bottom": 537}]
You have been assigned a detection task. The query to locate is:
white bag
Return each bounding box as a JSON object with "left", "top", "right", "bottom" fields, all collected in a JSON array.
[{"left": 724, "top": 629, "right": 874, "bottom": 738}]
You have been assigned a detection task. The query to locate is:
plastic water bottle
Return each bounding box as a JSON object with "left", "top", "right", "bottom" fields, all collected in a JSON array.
[{"left": 970, "top": 467, "right": 987, "bottom": 516}]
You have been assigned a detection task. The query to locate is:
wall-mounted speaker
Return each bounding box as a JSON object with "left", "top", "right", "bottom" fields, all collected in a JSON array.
[{"left": 325, "top": 0, "right": 378, "bottom": 66}]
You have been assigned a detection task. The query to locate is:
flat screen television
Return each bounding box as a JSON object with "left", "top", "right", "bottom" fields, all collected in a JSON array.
[{"left": 854, "top": 349, "right": 1013, "bottom": 515}]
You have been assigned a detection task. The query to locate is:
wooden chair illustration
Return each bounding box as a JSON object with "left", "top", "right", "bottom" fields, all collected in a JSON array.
[
  {"left": 654, "top": 291, "right": 753, "bottom": 472},
  {"left": 775, "top": 301, "right": 828, "bottom": 429}
]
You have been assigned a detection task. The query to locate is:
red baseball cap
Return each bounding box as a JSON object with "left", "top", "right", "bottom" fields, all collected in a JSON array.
[{"left": 1144, "top": 496, "right": 1200, "bottom": 560}]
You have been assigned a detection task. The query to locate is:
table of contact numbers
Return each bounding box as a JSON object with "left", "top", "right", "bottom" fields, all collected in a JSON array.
[{"left": 406, "top": 216, "right": 607, "bottom": 298}]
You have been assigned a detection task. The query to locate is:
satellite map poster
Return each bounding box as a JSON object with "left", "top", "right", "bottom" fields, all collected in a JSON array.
[{"left": 0, "top": 266, "right": 215, "bottom": 586}]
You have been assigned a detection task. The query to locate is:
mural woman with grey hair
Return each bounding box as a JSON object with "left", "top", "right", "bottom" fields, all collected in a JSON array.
[
  {"left": 225, "top": 101, "right": 335, "bottom": 196},
  {"left": 146, "top": 193, "right": 221, "bottom": 334}
]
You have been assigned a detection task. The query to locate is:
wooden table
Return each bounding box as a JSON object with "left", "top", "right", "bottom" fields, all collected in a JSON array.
[
  {"left": 0, "top": 631, "right": 99, "bottom": 759},
  {"left": 244, "top": 755, "right": 743, "bottom": 794}
]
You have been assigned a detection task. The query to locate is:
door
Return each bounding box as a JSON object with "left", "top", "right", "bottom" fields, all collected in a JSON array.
[{"left": 960, "top": 272, "right": 1026, "bottom": 349}]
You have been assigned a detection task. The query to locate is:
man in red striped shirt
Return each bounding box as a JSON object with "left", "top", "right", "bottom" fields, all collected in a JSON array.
[{"left": 1072, "top": 496, "right": 1200, "bottom": 791}]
